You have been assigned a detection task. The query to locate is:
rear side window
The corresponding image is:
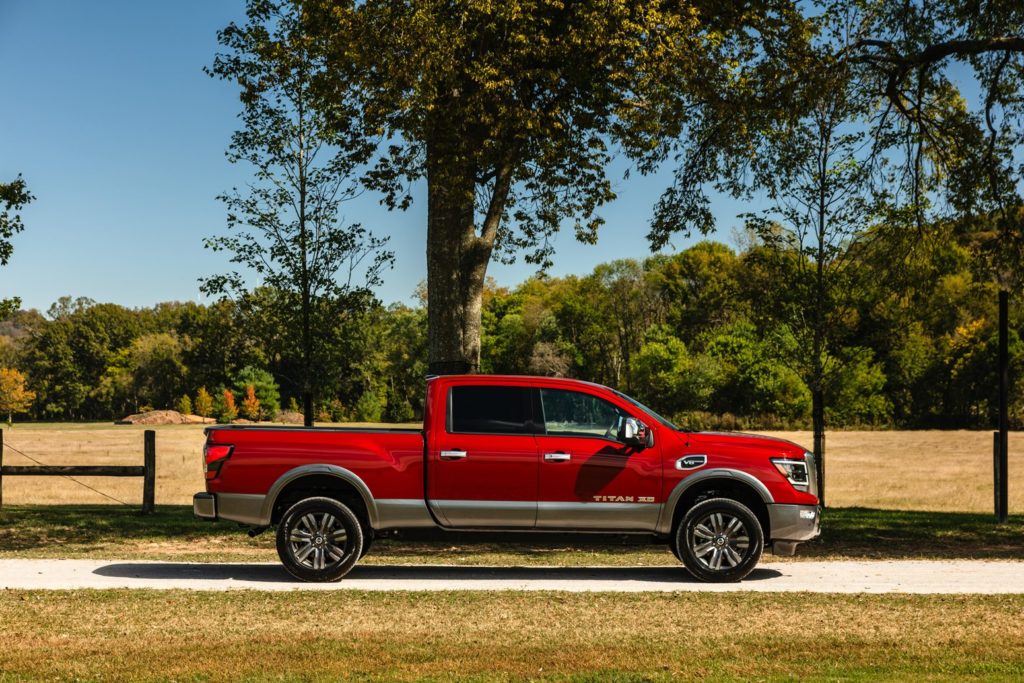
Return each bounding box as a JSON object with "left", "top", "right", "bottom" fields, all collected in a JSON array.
[{"left": 449, "top": 385, "right": 537, "bottom": 434}]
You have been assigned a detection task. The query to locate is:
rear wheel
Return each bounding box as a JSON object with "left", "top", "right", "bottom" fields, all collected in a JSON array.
[
  {"left": 677, "top": 497, "right": 763, "bottom": 583},
  {"left": 276, "top": 497, "right": 363, "bottom": 582}
]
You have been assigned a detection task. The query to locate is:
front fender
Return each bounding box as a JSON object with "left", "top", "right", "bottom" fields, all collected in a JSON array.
[{"left": 655, "top": 468, "right": 774, "bottom": 535}]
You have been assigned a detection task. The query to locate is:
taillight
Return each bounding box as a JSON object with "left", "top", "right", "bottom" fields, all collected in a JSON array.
[{"left": 204, "top": 444, "right": 234, "bottom": 480}]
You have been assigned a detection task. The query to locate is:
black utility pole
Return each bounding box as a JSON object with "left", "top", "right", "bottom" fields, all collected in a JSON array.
[{"left": 997, "top": 289, "right": 1009, "bottom": 523}]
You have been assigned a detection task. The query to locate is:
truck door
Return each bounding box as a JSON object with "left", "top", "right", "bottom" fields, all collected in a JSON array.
[
  {"left": 427, "top": 383, "right": 540, "bottom": 527},
  {"left": 534, "top": 387, "right": 661, "bottom": 530}
]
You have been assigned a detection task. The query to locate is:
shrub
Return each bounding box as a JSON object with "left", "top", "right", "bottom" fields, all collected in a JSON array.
[
  {"left": 215, "top": 388, "right": 238, "bottom": 424},
  {"left": 194, "top": 387, "right": 214, "bottom": 422},
  {"left": 354, "top": 390, "right": 384, "bottom": 422},
  {"left": 233, "top": 366, "right": 279, "bottom": 419},
  {"left": 240, "top": 384, "right": 261, "bottom": 421}
]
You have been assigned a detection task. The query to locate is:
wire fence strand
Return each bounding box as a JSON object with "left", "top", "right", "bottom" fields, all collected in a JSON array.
[{"left": 1, "top": 440, "right": 133, "bottom": 506}]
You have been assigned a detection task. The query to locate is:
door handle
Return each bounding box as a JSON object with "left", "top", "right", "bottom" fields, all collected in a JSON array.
[
  {"left": 543, "top": 452, "right": 571, "bottom": 462},
  {"left": 439, "top": 450, "right": 468, "bottom": 460}
]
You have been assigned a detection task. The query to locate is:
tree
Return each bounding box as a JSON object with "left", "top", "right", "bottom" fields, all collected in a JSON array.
[
  {"left": 0, "top": 175, "right": 32, "bottom": 318},
  {"left": 177, "top": 394, "right": 193, "bottom": 416},
  {"left": 849, "top": 0, "right": 1024, "bottom": 520},
  {"left": 0, "top": 367, "right": 35, "bottom": 424},
  {"left": 194, "top": 387, "right": 214, "bottom": 423},
  {"left": 740, "top": 11, "right": 884, "bottom": 503},
  {"left": 648, "top": 242, "right": 747, "bottom": 343},
  {"left": 233, "top": 365, "right": 280, "bottom": 419},
  {"left": 307, "top": 0, "right": 810, "bottom": 374},
  {"left": 129, "top": 333, "right": 186, "bottom": 411},
  {"left": 241, "top": 384, "right": 261, "bottom": 421},
  {"left": 216, "top": 388, "right": 238, "bottom": 424},
  {"left": 206, "top": 0, "right": 393, "bottom": 426}
]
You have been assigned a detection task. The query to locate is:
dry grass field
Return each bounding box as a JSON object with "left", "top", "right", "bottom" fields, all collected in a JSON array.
[{"left": 0, "top": 424, "right": 1021, "bottom": 512}]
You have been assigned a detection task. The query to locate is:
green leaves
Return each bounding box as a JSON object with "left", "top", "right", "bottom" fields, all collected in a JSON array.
[
  {"left": 0, "top": 175, "right": 32, "bottom": 267},
  {"left": 206, "top": 0, "right": 394, "bottom": 419}
]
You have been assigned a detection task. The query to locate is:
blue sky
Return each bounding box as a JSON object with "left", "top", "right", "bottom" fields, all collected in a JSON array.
[{"left": 0, "top": 0, "right": 736, "bottom": 313}]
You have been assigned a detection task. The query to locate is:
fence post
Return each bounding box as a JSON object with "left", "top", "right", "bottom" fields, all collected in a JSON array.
[
  {"left": 1, "top": 428, "right": 4, "bottom": 509},
  {"left": 994, "top": 431, "right": 1001, "bottom": 521},
  {"left": 142, "top": 430, "right": 155, "bottom": 514}
]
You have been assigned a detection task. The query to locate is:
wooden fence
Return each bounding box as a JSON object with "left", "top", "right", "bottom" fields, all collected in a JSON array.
[{"left": 0, "top": 429, "right": 156, "bottom": 513}]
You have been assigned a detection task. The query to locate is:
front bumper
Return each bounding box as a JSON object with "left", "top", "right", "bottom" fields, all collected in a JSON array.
[
  {"left": 194, "top": 492, "right": 217, "bottom": 519},
  {"left": 768, "top": 503, "right": 821, "bottom": 542}
]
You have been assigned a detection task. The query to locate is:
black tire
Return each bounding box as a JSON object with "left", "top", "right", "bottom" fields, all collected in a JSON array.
[
  {"left": 276, "top": 497, "right": 364, "bottom": 582},
  {"left": 359, "top": 528, "right": 374, "bottom": 558},
  {"left": 668, "top": 533, "right": 682, "bottom": 562},
  {"left": 676, "top": 497, "right": 764, "bottom": 583}
]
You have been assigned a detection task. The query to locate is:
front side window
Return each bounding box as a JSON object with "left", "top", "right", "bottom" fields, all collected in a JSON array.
[
  {"left": 540, "top": 388, "right": 627, "bottom": 439},
  {"left": 449, "top": 385, "right": 536, "bottom": 434}
]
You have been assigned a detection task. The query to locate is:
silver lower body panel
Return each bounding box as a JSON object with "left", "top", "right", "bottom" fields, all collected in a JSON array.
[
  {"left": 196, "top": 492, "right": 667, "bottom": 534},
  {"left": 768, "top": 503, "right": 821, "bottom": 541},
  {"left": 536, "top": 502, "right": 660, "bottom": 531},
  {"left": 376, "top": 498, "right": 436, "bottom": 529},
  {"left": 193, "top": 492, "right": 266, "bottom": 526},
  {"left": 193, "top": 493, "right": 216, "bottom": 519},
  {"left": 428, "top": 500, "right": 537, "bottom": 528}
]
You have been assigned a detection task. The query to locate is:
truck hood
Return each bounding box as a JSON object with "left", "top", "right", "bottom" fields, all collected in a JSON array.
[{"left": 684, "top": 430, "right": 808, "bottom": 458}]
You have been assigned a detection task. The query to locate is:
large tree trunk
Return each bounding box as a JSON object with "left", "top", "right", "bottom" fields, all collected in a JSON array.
[
  {"left": 425, "top": 159, "right": 490, "bottom": 375},
  {"left": 424, "top": 138, "right": 513, "bottom": 376}
]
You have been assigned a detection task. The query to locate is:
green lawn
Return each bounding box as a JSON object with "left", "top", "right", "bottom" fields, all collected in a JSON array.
[
  {"left": 0, "top": 504, "right": 1020, "bottom": 564},
  {"left": 1, "top": 504, "right": 1022, "bottom": 681},
  {"left": 0, "top": 590, "right": 1021, "bottom": 681}
]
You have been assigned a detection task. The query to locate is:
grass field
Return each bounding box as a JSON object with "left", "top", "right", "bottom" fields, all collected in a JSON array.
[
  {"left": 0, "top": 590, "right": 1022, "bottom": 681},
  {"left": 2, "top": 424, "right": 1023, "bottom": 681},
  {"left": 1, "top": 504, "right": 1020, "bottom": 563},
  {"left": 1, "top": 423, "right": 1022, "bottom": 512}
]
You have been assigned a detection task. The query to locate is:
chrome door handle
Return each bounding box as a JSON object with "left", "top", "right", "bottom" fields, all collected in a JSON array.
[
  {"left": 439, "top": 450, "right": 468, "bottom": 460},
  {"left": 543, "top": 452, "right": 571, "bottom": 462}
]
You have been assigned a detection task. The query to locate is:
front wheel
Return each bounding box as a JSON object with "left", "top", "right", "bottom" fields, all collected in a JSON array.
[
  {"left": 276, "top": 497, "right": 364, "bottom": 582},
  {"left": 677, "top": 497, "right": 763, "bottom": 583}
]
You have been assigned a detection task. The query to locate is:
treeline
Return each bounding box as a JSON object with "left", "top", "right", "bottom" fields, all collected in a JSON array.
[{"left": 0, "top": 232, "right": 1021, "bottom": 428}]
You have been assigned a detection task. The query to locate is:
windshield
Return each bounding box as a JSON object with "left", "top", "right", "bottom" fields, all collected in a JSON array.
[{"left": 611, "top": 389, "right": 679, "bottom": 431}]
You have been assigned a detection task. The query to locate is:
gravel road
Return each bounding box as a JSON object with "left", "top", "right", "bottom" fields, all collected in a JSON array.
[{"left": 1, "top": 559, "right": 1022, "bottom": 593}]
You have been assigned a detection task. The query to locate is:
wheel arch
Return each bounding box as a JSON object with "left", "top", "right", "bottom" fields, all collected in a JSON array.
[
  {"left": 657, "top": 469, "right": 773, "bottom": 537},
  {"left": 261, "top": 464, "right": 379, "bottom": 528}
]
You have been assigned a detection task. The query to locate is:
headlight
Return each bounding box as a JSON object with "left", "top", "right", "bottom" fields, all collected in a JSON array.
[{"left": 771, "top": 458, "right": 809, "bottom": 492}]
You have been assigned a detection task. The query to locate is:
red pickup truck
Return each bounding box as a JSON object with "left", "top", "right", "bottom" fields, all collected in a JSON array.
[{"left": 194, "top": 375, "right": 820, "bottom": 582}]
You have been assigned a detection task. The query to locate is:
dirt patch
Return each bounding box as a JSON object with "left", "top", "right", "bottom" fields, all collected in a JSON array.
[
  {"left": 116, "top": 410, "right": 208, "bottom": 425},
  {"left": 276, "top": 410, "right": 304, "bottom": 424}
]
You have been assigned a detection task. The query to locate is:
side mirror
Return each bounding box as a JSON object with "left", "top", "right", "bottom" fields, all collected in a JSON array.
[{"left": 619, "top": 417, "right": 652, "bottom": 449}]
